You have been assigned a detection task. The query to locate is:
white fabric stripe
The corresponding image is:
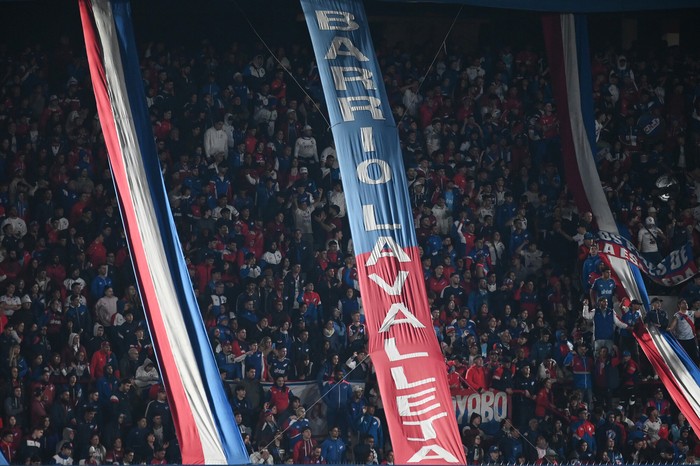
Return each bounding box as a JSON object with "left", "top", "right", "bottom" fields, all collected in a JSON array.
[
  {"left": 559, "top": 14, "right": 642, "bottom": 301},
  {"left": 647, "top": 326, "right": 700, "bottom": 413},
  {"left": 89, "top": 1, "right": 226, "bottom": 462}
]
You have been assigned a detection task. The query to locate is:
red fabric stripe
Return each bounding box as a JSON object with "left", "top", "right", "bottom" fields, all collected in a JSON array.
[
  {"left": 77, "top": 2, "right": 205, "bottom": 462},
  {"left": 542, "top": 14, "right": 593, "bottom": 214}
]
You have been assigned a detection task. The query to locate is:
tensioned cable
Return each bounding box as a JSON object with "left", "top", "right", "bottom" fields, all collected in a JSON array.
[
  {"left": 230, "top": 0, "right": 331, "bottom": 130},
  {"left": 455, "top": 369, "right": 556, "bottom": 464},
  {"left": 261, "top": 352, "right": 371, "bottom": 451},
  {"left": 395, "top": 5, "right": 464, "bottom": 131}
]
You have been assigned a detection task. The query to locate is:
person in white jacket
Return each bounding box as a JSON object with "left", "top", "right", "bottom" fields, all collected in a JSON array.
[{"left": 203, "top": 120, "right": 228, "bottom": 159}]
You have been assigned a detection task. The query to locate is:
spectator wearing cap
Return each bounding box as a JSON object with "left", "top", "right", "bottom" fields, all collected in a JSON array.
[
  {"left": 644, "top": 296, "right": 669, "bottom": 329},
  {"left": 582, "top": 297, "right": 630, "bottom": 354},
  {"left": 465, "top": 354, "right": 489, "bottom": 393},
  {"left": 485, "top": 444, "right": 501, "bottom": 464},
  {"left": 646, "top": 387, "right": 672, "bottom": 425},
  {"left": 667, "top": 298, "right": 700, "bottom": 365},
  {"left": 638, "top": 215, "right": 666, "bottom": 264},
  {"left": 256, "top": 408, "right": 279, "bottom": 448}
]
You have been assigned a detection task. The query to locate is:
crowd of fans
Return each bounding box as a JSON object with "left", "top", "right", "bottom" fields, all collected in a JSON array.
[{"left": 0, "top": 13, "right": 700, "bottom": 465}]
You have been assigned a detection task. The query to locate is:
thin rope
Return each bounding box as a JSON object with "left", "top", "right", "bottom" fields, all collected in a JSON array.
[
  {"left": 455, "top": 370, "right": 555, "bottom": 464},
  {"left": 230, "top": 0, "right": 331, "bottom": 130},
  {"left": 261, "top": 353, "right": 371, "bottom": 450},
  {"left": 395, "top": 5, "right": 464, "bottom": 131}
]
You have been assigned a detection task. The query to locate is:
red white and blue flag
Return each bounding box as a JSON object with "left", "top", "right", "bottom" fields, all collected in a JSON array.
[
  {"left": 544, "top": 13, "right": 700, "bottom": 435},
  {"left": 301, "top": 1, "right": 465, "bottom": 463},
  {"left": 78, "top": 0, "right": 248, "bottom": 463}
]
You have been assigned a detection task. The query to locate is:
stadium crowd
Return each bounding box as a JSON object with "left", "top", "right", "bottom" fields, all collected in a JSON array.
[{"left": 0, "top": 16, "right": 700, "bottom": 466}]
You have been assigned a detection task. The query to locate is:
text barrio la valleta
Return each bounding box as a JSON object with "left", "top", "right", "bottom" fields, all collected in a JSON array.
[{"left": 313, "top": 9, "right": 460, "bottom": 464}]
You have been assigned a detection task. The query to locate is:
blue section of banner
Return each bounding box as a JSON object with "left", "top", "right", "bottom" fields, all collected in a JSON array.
[
  {"left": 379, "top": 0, "right": 697, "bottom": 12},
  {"left": 110, "top": 1, "right": 246, "bottom": 462},
  {"left": 0, "top": 451, "right": 7, "bottom": 466},
  {"left": 300, "top": 1, "right": 417, "bottom": 255}
]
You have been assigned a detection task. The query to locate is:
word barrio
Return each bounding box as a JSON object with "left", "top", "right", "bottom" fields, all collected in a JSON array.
[{"left": 301, "top": 1, "right": 466, "bottom": 463}]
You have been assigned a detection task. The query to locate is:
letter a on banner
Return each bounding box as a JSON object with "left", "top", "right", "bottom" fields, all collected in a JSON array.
[{"left": 301, "top": 0, "right": 465, "bottom": 463}]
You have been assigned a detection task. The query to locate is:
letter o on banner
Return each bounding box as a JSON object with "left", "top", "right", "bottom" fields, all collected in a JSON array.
[{"left": 357, "top": 159, "right": 391, "bottom": 185}]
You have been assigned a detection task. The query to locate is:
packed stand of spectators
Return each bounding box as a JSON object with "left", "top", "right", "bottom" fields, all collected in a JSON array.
[{"left": 1, "top": 24, "right": 700, "bottom": 465}]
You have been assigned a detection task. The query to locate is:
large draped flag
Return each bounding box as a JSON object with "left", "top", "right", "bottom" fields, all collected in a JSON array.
[
  {"left": 301, "top": 1, "right": 465, "bottom": 463},
  {"left": 543, "top": 13, "right": 700, "bottom": 435},
  {"left": 78, "top": 0, "right": 248, "bottom": 463}
]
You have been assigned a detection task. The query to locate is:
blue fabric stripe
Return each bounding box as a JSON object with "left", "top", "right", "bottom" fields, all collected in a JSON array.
[
  {"left": 110, "top": 1, "right": 246, "bottom": 462},
  {"left": 662, "top": 331, "right": 700, "bottom": 387}
]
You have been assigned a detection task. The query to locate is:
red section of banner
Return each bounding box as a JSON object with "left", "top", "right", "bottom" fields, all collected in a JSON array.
[{"left": 356, "top": 246, "right": 465, "bottom": 464}]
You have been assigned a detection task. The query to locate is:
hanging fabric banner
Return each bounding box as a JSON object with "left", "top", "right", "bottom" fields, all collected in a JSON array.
[
  {"left": 543, "top": 13, "right": 700, "bottom": 436},
  {"left": 78, "top": 0, "right": 248, "bottom": 463},
  {"left": 300, "top": 1, "right": 465, "bottom": 463}
]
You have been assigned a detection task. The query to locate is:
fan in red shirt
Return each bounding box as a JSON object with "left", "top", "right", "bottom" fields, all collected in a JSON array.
[{"left": 465, "top": 354, "right": 489, "bottom": 393}]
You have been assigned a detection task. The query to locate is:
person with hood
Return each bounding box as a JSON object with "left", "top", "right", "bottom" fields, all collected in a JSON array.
[
  {"left": 62, "top": 333, "right": 86, "bottom": 368},
  {"left": 84, "top": 324, "right": 108, "bottom": 356},
  {"left": 133, "top": 358, "right": 160, "bottom": 393},
  {"left": 222, "top": 113, "right": 236, "bottom": 151},
  {"left": 89, "top": 340, "right": 117, "bottom": 381}
]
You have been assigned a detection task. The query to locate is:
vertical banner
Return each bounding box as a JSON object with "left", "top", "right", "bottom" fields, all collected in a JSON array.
[
  {"left": 544, "top": 13, "right": 700, "bottom": 435},
  {"left": 78, "top": 0, "right": 248, "bottom": 463},
  {"left": 542, "top": 13, "right": 647, "bottom": 305},
  {"left": 301, "top": 2, "right": 465, "bottom": 463}
]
